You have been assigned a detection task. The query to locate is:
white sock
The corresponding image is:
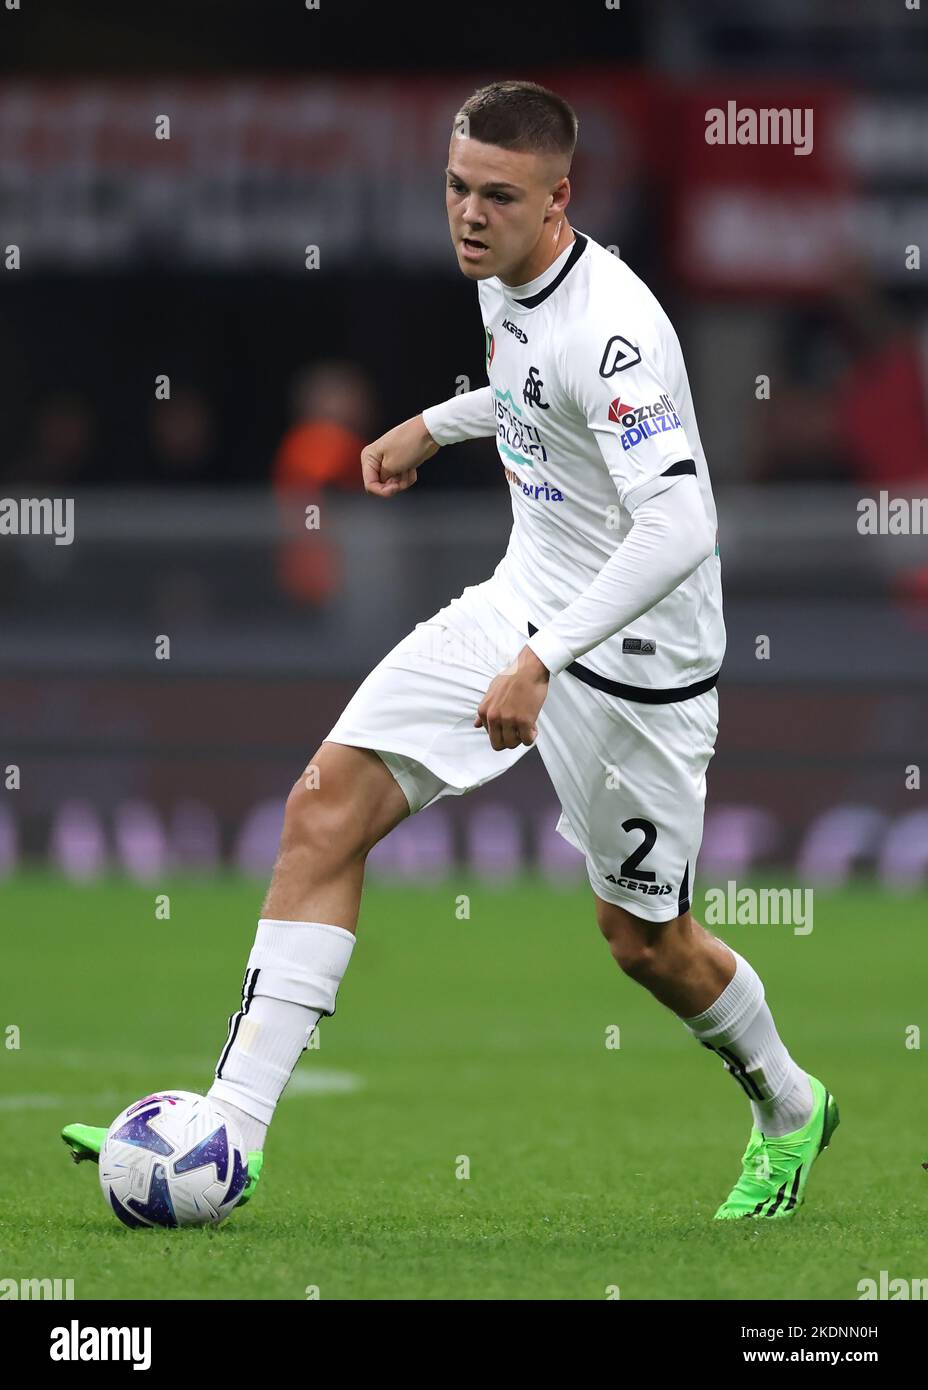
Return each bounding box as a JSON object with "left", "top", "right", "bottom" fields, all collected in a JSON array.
[
  {"left": 208, "top": 919, "right": 356, "bottom": 1151},
  {"left": 209, "top": 997, "right": 320, "bottom": 1152},
  {"left": 682, "top": 949, "right": 814, "bottom": 1138}
]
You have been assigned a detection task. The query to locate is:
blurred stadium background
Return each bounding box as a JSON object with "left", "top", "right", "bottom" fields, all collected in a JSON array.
[{"left": 1, "top": 0, "right": 926, "bottom": 896}]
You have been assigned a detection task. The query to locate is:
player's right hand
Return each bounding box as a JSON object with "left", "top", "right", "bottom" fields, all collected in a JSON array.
[{"left": 361, "top": 415, "right": 440, "bottom": 498}]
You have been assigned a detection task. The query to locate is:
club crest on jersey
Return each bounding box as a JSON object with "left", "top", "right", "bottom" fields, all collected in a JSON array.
[
  {"left": 609, "top": 392, "right": 683, "bottom": 451},
  {"left": 522, "top": 365, "right": 549, "bottom": 410},
  {"left": 599, "top": 335, "right": 641, "bottom": 376}
]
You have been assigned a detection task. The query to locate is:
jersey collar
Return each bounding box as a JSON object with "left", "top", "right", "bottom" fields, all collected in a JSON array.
[{"left": 496, "top": 231, "right": 588, "bottom": 312}]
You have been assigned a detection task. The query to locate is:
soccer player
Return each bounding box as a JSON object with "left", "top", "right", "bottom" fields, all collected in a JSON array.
[{"left": 64, "top": 80, "right": 837, "bottom": 1220}]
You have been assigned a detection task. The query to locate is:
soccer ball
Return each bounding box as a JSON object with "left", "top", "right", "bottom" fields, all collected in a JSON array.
[{"left": 99, "top": 1090, "right": 248, "bottom": 1229}]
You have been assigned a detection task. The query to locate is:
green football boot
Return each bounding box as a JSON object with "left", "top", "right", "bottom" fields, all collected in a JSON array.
[
  {"left": 714, "top": 1074, "right": 839, "bottom": 1220},
  {"left": 61, "top": 1122, "right": 264, "bottom": 1207}
]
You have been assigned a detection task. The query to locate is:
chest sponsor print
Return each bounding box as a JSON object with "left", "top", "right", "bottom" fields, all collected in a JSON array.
[
  {"left": 503, "top": 465, "right": 565, "bottom": 502},
  {"left": 494, "top": 387, "right": 549, "bottom": 467}
]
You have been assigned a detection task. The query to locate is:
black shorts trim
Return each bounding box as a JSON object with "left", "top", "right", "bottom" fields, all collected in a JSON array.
[
  {"left": 527, "top": 622, "right": 720, "bottom": 704},
  {"left": 678, "top": 860, "right": 691, "bottom": 915}
]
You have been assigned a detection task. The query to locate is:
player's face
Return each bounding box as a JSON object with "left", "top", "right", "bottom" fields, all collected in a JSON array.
[{"left": 445, "top": 136, "right": 570, "bottom": 286}]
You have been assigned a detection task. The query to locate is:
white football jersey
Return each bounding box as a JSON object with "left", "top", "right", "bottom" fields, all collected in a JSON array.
[{"left": 424, "top": 230, "right": 726, "bottom": 692}]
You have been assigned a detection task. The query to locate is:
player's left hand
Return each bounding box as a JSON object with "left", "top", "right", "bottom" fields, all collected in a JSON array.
[{"left": 475, "top": 646, "right": 550, "bottom": 751}]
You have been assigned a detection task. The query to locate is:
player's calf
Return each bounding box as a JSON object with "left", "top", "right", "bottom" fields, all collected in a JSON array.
[
  {"left": 209, "top": 742, "right": 409, "bottom": 1154},
  {"left": 594, "top": 892, "right": 824, "bottom": 1180},
  {"left": 594, "top": 897, "right": 733, "bottom": 1017}
]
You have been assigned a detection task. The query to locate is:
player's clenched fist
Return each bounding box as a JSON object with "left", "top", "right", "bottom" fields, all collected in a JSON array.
[
  {"left": 361, "top": 414, "right": 440, "bottom": 498},
  {"left": 475, "top": 646, "right": 551, "bottom": 751}
]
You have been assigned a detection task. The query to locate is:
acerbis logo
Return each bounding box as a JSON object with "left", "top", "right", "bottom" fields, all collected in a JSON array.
[
  {"left": 599, "top": 335, "right": 641, "bottom": 377},
  {"left": 502, "top": 318, "right": 527, "bottom": 343},
  {"left": 609, "top": 392, "right": 683, "bottom": 452},
  {"left": 604, "top": 875, "right": 673, "bottom": 896}
]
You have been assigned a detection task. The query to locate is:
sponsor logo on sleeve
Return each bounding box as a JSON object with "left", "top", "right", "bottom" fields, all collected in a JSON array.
[{"left": 609, "top": 393, "right": 683, "bottom": 451}]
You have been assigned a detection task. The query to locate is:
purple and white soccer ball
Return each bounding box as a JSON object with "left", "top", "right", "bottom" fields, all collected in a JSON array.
[{"left": 99, "top": 1090, "right": 248, "bottom": 1229}]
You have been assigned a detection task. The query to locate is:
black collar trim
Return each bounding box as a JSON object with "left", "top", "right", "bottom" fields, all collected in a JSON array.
[{"left": 507, "top": 232, "right": 588, "bottom": 310}]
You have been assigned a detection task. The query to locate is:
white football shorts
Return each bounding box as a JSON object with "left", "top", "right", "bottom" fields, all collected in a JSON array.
[{"left": 326, "top": 578, "right": 718, "bottom": 922}]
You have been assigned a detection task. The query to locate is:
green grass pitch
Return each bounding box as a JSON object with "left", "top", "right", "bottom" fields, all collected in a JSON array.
[{"left": 1, "top": 874, "right": 924, "bottom": 1300}]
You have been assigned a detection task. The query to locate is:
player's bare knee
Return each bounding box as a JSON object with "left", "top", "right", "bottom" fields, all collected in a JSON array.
[
  {"left": 596, "top": 900, "right": 692, "bottom": 981},
  {"left": 611, "top": 936, "right": 662, "bottom": 982},
  {"left": 596, "top": 901, "right": 649, "bottom": 972},
  {"left": 280, "top": 776, "right": 368, "bottom": 871}
]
